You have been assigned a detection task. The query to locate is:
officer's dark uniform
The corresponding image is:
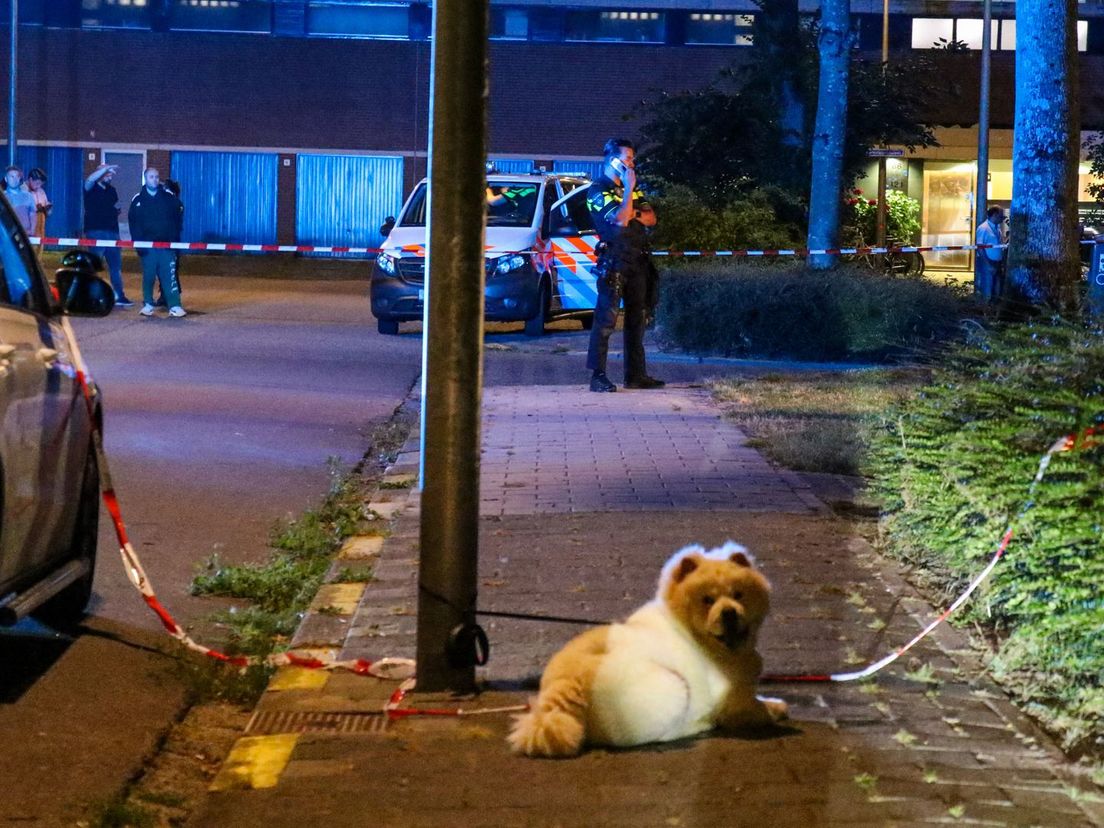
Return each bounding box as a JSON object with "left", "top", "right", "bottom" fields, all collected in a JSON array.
[{"left": 585, "top": 174, "right": 657, "bottom": 385}]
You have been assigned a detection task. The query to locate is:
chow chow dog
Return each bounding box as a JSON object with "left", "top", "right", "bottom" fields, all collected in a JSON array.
[{"left": 508, "top": 542, "right": 787, "bottom": 758}]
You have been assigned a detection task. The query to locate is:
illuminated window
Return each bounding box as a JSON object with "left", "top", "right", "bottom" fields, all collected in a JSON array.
[
  {"left": 81, "top": 0, "right": 151, "bottom": 29},
  {"left": 913, "top": 16, "right": 1088, "bottom": 52},
  {"left": 686, "top": 13, "right": 755, "bottom": 46},
  {"left": 910, "top": 18, "right": 953, "bottom": 49},
  {"left": 307, "top": 2, "right": 409, "bottom": 39},
  {"left": 564, "top": 10, "right": 665, "bottom": 43},
  {"left": 171, "top": 0, "right": 271, "bottom": 34}
]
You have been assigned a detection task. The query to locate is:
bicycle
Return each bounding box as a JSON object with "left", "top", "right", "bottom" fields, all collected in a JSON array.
[{"left": 852, "top": 233, "right": 926, "bottom": 277}]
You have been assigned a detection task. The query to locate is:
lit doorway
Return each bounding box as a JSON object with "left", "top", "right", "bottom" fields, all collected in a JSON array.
[
  {"left": 102, "top": 150, "right": 146, "bottom": 240},
  {"left": 921, "top": 162, "right": 975, "bottom": 271}
]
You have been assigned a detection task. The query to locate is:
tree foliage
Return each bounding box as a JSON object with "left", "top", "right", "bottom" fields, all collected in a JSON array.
[
  {"left": 868, "top": 320, "right": 1104, "bottom": 756},
  {"left": 637, "top": 1, "right": 938, "bottom": 207}
]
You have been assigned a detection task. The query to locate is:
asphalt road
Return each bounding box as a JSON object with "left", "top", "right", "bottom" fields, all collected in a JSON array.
[
  {"left": 0, "top": 273, "right": 422, "bottom": 825},
  {"left": 0, "top": 269, "right": 778, "bottom": 824}
]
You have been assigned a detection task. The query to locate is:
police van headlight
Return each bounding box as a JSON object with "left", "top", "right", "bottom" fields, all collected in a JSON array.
[
  {"left": 489, "top": 253, "right": 527, "bottom": 277},
  {"left": 376, "top": 252, "right": 397, "bottom": 276}
]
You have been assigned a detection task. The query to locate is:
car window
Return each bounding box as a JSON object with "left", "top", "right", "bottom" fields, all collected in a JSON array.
[
  {"left": 563, "top": 187, "right": 596, "bottom": 236},
  {"left": 541, "top": 180, "right": 563, "bottom": 232},
  {"left": 398, "top": 181, "right": 541, "bottom": 229},
  {"left": 0, "top": 203, "right": 49, "bottom": 313}
]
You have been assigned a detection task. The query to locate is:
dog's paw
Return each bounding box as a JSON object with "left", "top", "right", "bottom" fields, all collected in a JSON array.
[{"left": 759, "top": 696, "right": 789, "bottom": 722}]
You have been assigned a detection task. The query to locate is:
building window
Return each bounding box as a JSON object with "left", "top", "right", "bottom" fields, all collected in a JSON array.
[
  {"left": 912, "top": 17, "right": 1087, "bottom": 52},
  {"left": 564, "top": 10, "right": 665, "bottom": 44},
  {"left": 491, "top": 8, "right": 528, "bottom": 40},
  {"left": 307, "top": 1, "right": 409, "bottom": 39},
  {"left": 910, "top": 18, "right": 954, "bottom": 49},
  {"left": 172, "top": 0, "right": 272, "bottom": 34},
  {"left": 81, "top": 0, "right": 151, "bottom": 30},
  {"left": 685, "top": 13, "right": 754, "bottom": 46}
]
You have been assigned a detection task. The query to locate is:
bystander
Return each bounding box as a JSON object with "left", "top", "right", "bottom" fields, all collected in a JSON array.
[
  {"left": 129, "top": 167, "right": 186, "bottom": 317},
  {"left": 84, "top": 163, "right": 134, "bottom": 306},
  {"left": 2, "top": 166, "right": 37, "bottom": 236}
]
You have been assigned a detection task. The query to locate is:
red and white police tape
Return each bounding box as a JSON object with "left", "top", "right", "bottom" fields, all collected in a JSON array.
[
  {"left": 763, "top": 424, "right": 1100, "bottom": 683},
  {"left": 54, "top": 313, "right": 1100, "bottom": 701},
  {"left": 28, "top": 234, "right": 1025, "bottom": 258}
]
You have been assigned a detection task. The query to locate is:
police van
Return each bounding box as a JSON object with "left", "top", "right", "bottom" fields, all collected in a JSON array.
[{"left": 370, "top": 173, "right": 602, "bottom": 336}]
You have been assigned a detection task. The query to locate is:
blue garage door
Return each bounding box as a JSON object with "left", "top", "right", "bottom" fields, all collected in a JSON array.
[
  {"left": 554, "top": 159, "right": 604, "bottom": 181},
  {"left": 296, "top": 154, "right": 404, "bottom": 256},
  {"left": 489, "top": 158, "right": 534, "bottom": 174},
  {"left": 15, "top": 145, "right": 83, "bottom": 239},
  {"left": 171, "top": 151, "right": 278, "bottom": 244}
]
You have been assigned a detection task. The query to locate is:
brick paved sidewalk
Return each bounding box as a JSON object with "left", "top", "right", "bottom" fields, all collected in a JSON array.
[{"left": 193, "top": 385, "right": 1103, "bottom": 828}]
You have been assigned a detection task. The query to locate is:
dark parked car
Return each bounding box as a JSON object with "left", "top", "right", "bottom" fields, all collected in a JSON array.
[{"left": 0, "top": 194, "right": 114, "bottom": 628}]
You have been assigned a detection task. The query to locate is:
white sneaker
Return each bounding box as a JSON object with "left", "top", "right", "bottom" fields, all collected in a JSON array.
[
  {"left": 139, "top": 303, "right": 155, "bottom": 316},
  {"left": 168, "top": 306, "right": 187, "bottom": 318}
]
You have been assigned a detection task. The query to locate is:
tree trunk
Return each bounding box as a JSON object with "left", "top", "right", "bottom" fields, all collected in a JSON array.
[
  {"left": 806, "top": 0, "right": 851, "bottom": 270},
  {"left": 1007, "top": 0, "right": 1080, "bottom": 312}
]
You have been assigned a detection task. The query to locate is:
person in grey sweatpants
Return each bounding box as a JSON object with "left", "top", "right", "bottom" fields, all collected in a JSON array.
[{"left": 128, "top": 167, "right": 185, "bottom": 317}]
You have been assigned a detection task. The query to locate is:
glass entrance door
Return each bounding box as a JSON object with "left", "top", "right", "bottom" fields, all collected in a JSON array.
[
  {"left": 102, "top": 150, "right": 146, "bottom": 240},
  {"left": 922, "top": 162, "right": 975, "bottom": 271}
]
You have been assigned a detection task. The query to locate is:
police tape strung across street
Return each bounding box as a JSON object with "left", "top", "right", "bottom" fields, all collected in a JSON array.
[
  {"left": 53, "top": 268, "right": 1100, "bottom": 708},
  {"left": 25, "top": 233, "right": 1022, "bottom": 258}
]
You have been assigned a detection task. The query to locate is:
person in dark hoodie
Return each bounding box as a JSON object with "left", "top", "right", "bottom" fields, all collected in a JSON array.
[
  {"left": 153, "top": 178, "right": 184, "bottom": 307},
  {"left": 129, "top": 167, "right": 185, "bottom": 317}
]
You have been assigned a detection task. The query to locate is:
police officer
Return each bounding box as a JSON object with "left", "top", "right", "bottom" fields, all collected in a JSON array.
[{"left": 586, "top": 138, "right": 663, "bottom": 392}]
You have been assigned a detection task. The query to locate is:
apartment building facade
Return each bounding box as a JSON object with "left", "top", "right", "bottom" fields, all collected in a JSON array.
[{"left": 2, "top": 0, "right": 1101, "bottom": 267}]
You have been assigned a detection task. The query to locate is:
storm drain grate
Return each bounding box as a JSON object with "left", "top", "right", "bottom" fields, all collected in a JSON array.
[{"left": 245, "top": 710, "right": 392, "bottom": 736}]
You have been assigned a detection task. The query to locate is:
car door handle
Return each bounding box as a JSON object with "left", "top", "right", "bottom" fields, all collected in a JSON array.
[{"left": 36, "top": 347, "right": 59, "bottom": 365}]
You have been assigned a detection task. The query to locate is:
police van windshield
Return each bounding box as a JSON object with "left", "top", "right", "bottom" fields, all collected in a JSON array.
[{"left": 399, "top": 182, "right": 540, "bottom": 228}]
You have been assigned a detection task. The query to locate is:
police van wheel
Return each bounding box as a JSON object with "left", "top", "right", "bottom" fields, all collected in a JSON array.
[
  {"left": 377, "top": 318, "right": 400, "bottom": 335},
  {"left": 524, "top": 285, "right": 549, "bottom": 337},
  {"left": 580, "top": 313, "right": 594, "bottom": 331}
]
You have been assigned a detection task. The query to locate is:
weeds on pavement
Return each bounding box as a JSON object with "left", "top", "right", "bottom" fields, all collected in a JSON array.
[{"left": 710, "top": 369, "right": 924, "bottom": 475}]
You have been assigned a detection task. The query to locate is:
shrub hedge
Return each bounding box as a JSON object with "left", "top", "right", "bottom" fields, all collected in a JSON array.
[
  {"left": 657, "top": 262, "right": 967, "bottom": 361},
  {"left": 866, "top": 320, "right": 1104, "bottom": 756},
  {"left": 648, "top": 183, "right": 804, "bottom": 253}
]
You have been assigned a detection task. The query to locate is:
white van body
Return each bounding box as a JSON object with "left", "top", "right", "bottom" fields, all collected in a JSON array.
[{"left": 369, "top": 173, "right": 603, "bottom": 335}]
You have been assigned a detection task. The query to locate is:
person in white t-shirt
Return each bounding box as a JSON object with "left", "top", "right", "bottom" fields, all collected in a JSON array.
[
  {"left": 975, "top": 205, "right": 1007, "bottom": 300},
  {"left": 2, "top": 166, "right": 36, "bottom": 236}
]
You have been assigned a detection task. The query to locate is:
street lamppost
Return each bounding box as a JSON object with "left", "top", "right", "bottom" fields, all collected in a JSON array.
[
  {"left": 974, "top": 0, "right": 994, "bottom": 298},
  {"left": 415, "top": 0, "right": 489, "bottom": 693},
  {"left": 8, "top": 0, "right": 16, "bottom": 167},
  {"left": 874, "top": 0, "right": 889, "bottom": 248}
]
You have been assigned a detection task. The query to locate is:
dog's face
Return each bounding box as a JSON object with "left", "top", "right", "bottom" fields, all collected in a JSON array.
[{"left": 660, "top": 544, "right": 771, "bottom": 658}]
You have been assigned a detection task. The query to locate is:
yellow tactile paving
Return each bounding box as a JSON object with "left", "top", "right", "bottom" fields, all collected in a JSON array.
[
  {"left": 366, "top": 501, "right": 401, "bottom": 519},
  {"left": 209, "top": 734, "right": 299, "bottom": 791},
  {"left": 308, "top": 582, "right": 366, "bottom": 614},
  {"left": 267, "top": 665, "right": 331, "bottom": 692},
  {"left": 339, "top": 535, "right": 384, "bottom": 560},
  {"left": 380, "top": 472, "right": 417, "bottom": 488}
]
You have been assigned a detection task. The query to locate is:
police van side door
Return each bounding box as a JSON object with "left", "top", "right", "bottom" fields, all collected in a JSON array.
[{"left": 547, "top": 187, "right": 600, "bottom": 311}]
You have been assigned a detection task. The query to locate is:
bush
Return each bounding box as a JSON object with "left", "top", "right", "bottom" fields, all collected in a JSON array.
[
  {"left": 867, "top": 320, "right": 1104, "bottom": 755},
  {"left": 843, "top": 189, "right": 922, "bottom": 246},
  {"left": 657, "top": 262, "right": 967, "bottom": 361},
  {"left": 648, "top": 183, "right": 804, "bottom": 252}
]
